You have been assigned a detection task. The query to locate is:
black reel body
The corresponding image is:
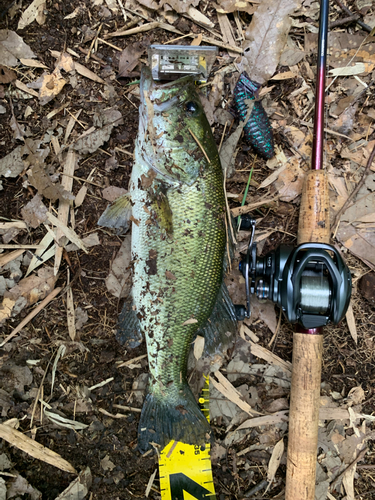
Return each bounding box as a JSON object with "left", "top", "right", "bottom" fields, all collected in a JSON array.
[{"left": 238, "top": 221, "right": 352, "bottom": 329}]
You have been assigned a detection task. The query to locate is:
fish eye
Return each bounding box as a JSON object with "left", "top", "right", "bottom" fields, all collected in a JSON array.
[{"left": 185, "top": 101, "right": 199, "bottom": 114}]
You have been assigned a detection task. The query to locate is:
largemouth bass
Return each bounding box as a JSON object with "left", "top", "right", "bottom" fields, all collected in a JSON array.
[{"left": 99, "top": 67, "right": 237, "bottom": 452}]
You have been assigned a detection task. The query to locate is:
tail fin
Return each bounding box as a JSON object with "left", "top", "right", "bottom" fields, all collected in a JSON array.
[{"left": 137, "top": 384, "right": 211, "bottom": 454}]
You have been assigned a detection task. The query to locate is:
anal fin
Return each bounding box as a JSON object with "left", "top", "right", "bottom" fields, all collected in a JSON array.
[
  {"left": 198, "top": 281, "right": 237, "bottom": 355},
  {"left": 117, "top": 299, "right": 143, "bottom": 348}
]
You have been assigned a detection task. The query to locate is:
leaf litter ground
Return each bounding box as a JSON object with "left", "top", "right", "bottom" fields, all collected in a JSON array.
[{"left": 1, "top": 0, "right": 375, "bottom": 499}]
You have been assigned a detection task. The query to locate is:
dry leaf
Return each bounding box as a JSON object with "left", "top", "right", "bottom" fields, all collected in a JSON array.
[
  {"left": 27, "top": 161, "right": 73, "bottom": 202},
  {"left": 74, "top": 109, "right": 123, "bottom": 154},
  {"left": 137, "top": 0, "right": 200, "bottom": 13},
  {"left": 64, "top": 6, "right": 82, "bottom": 19},
  {"left": 347, "top": 386, "right": 365, "bottom": 406},
  {"left": 6, "top": 475, "right": 41, "bottom": 500},
  {"left": 21, "top": 194, "right": 48, "bottom": 228},
  {"left": 341, "top": 190, "right": 375, "bottom": 223},
  {"left": 102, "top": 186, "right": 127, "bottom": 202},
  {"left": 220, "top": 100, "right": 255, "bottom": 177},
  {"left": 105, "top": 234, "right": 132, "bottom": 298},
  {"left": 337, "top": 222, "right": 375, "bottom": 266},
  {"left": 75, "top": 307, "right": 88, "bottom": 330},
  {"left": 65, "top": 232, "right": 100, "bottom": 252},
  {"left": 19, "top": 58, "right": 48, "bottom": 68},
  {"left": 265, "top": 438, "right": 284, "bottom": 492},
  {"left": 54, "top": 468, "right": 92, "bottom": 500},
  {"left": 236, "top": 411, "right": 289, "bottom": 431},
  {"left": 18, "top": 0, "right": 46, "bottom": 30},
  {"left": 0, "top": 65, "right": 16, "bottom": 83},
  {"left": 118, "top": 41, "right": 147, "bottom": 80},
  {"left": 0, "top": 423, "right": 76, "bottom": 473},
  {"left": 329, "top": 62, "right": 370, "bottom": 77},
  {"left": 279, "top": 48, "right": 305, "bottom": 67},
  {"left": 101, "top": 454, "right": 116, "bottom": 471},
  {"left": 214, "top": 0, "right": 256, "bottom": 15},
  {"left": 209, "top": 384, "right": 245, "bottom": 421},
  {"left": 342, "top": 466, "right": 356, "bottom": 500},
  {"left": 9, "top": 115, "right": 27, "bottom": 141},
  {"left": 226, "top": 339, "right": 254, "bottom": 382},
  {"left": 105, "top": 0, "right": 119, "bottom": 13},
  {"left": 44, "top": 406, "right": 88, "bottom": 430},
  {"left": 271, "top": 71, "right": 298, "bottom": 80},
  {"left": 211, "top": 370, "right": 261, "bottom": 416},
  {"left": 0, "top": 267, "right": 56, "bottom": 323},
  {"left": 182, "top": 318, "right": 198, "bottom": 325},
  {"left": 67, "top": 284, "right": 76, "bottom": 342},
  {"left": 346, "top": 302, "right": 357, "bottom": 345},
  {"left": 247, "top": 338, "right": 292, "bottom": 375},
  {"left": 274, "top": 157, "right": 306, "bottom": 202},
  {"left": 46, "top": 212, "right": 88, "bottom": 253},
  {"left": 28, "top": 53, "right": 75, "bottom": 105},
  {"left": 31, "top": 69, "right": 67, "bottom": 106},
  {"left": 74, "top": 61, "right": 105, "bottom": 84},
  {"left": 0, "top": 30, "right": 36, "bottom": 67},
  {"left": 193, "top": 335, "right": 205, "bottom": 360},
  {"left": 251, "top": 295, "right": 278, "bottom": 334},
  {"left": 241, "top": 0, "right": 299, "bottom": 84}
]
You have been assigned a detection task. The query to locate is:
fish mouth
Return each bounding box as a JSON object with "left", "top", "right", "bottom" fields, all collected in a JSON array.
[
  {"left": 140, "top": 66, "right": 194, "bottom": 110},
  {"left": 138, "top": 66, "right": 194, "bottom": 151}
]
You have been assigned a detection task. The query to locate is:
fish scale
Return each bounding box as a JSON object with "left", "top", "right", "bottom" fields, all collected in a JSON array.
[{"left": 132, "top": 178, "right": 225, "bottom": 386}]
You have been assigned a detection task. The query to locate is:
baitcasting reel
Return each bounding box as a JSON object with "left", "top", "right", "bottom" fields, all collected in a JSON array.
[{"left": 235, "top": 219, "right": 352, "bottom": 329}]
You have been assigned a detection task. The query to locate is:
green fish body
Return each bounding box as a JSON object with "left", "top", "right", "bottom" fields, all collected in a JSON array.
[{"left": 99, "top": 67, "right": 236, "bottom": 452}]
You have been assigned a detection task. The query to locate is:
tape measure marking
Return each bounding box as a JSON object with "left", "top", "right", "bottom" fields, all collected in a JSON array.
[{"left": 159, "top": 376, "right": 216, "bottom": 500}]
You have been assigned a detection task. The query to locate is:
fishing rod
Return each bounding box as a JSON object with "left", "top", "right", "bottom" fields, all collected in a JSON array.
[{"left": 237, "top": 0, "right": 352, "bottom": 497}]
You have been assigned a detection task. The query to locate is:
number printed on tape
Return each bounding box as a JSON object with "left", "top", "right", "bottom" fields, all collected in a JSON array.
[
  {"left": 159, "top": 375, "right": 216, "bottom": 500},
  {"left": 159, "top": 440, "right": 216, "bottom": 500}
]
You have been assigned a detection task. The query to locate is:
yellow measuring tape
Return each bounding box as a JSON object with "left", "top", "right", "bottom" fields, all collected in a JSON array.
[{"left": 159, "top": 375, "right": 216, "bottom": 500}]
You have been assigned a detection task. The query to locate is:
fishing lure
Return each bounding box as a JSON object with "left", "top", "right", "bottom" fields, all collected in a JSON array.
[{"left": 233, "top": 72, "right": 274, "bottom": 159}]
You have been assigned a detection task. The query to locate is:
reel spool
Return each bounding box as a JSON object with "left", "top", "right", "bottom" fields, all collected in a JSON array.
[{"left": 235, "top": 219, "right": 352, "bottom": 329}]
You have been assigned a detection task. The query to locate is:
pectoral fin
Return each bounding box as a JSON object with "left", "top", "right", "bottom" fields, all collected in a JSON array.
[
  {"left": 98, "top": 193, "right": 132, "bottom": 233},
  {"left": 150, "top": 191, "right": 173, "bottom": 236}
]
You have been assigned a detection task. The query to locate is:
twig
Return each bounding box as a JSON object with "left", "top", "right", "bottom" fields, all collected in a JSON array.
[
  {"left": 188, "top": 128, "right": 211, "bottom": 163},
  {"left": 268, "top": 307, "right": 282, "bottom": 348},
  {"left": 218, "top": 121, "right": 228, "bottom": 153},
  {"left": 244, "top": 479, "right": 269, "bottom": 497},
  {"left": 0, "top": 244, "right": 45, "bottom": 249},
  {"left": 78, "top": 47, "right": 106, "bottom": 66},
  {"left": 333, "top": 142, "right": 375, "bottom": 231},
  {"left": 0, "top": 287, "right": 62, "bottom": 348},
  {"left": 116, "top": 0, "right": 127, "bottom": 22},
  {"left": 329, "top": 13, "right": 360, "bottom": 29},
  {"left": 330, "top": 447, "right": 367, "bottom": 492},
  {"left": 332, "top": 0, "right": 372, "bottom": 32},
  {"left": 300, "top": 120, "right": 353, "bottom": 141},
  {"left": 97, "top": 37, "right": 122, "bottom": 52},
  {"left": 0, "top": 249, "right": 25, "bottom": 268}
]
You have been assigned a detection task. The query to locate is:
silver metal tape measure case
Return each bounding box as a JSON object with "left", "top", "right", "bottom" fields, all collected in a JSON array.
[{"left": 148, "top": 45, "right": 218, "bottom": 82}]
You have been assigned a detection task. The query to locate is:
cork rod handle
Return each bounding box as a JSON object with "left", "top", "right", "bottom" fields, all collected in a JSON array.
[{"left": 285, "top": 169, "right": 329, "bottom": 499}]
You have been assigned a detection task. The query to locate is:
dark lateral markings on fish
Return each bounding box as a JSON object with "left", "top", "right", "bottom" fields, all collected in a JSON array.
[{"left": 169, "top": 472, "right": 212, "bottom": 500}]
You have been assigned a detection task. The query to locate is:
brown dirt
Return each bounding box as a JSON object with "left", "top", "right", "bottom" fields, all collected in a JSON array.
[{"left": 1, "top": 1, "right": 375, "bottom": 499}]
